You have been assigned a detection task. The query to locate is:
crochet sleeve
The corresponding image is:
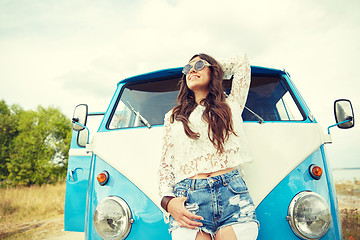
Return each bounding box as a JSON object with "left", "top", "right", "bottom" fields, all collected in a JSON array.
[
  {"left": 158, "top": 112, "right": 176, "bottom": 198},
  {"left": 220, "top": 54, "right": 251, "bottom": 111}
]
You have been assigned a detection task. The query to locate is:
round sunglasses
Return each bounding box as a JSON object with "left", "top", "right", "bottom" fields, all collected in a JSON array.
[{"left": 182, "top": 60, "right": 211, "bottom": 75}]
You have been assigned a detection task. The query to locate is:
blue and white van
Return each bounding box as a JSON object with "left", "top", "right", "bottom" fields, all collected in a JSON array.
[{"left": 64, "top": 65, "right": 355, "bottom": 239}]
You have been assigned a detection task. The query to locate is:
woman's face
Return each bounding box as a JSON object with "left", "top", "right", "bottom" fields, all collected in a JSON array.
[{"left": 185, "top": 57, "right": 211, "bottom": 93}]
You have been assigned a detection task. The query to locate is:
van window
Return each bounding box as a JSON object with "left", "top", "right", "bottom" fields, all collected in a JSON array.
[
  {"left": 108, "top": 75, "right": 305, "bottom": 129},
  {"left": 241, "top": 76, "right": 305, "bottom": 121},
  {"left": 108, "top": 78, "right": 180, "bottom": 129}
]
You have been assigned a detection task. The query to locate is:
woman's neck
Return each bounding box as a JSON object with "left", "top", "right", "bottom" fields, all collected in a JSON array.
[{"left": 194, "top": 90, "right": 209, "bottom": 105}]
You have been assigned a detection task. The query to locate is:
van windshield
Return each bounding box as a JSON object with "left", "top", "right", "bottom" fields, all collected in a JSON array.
[{"left": 108, "top": 75, "right": 305, "bottom": 129}]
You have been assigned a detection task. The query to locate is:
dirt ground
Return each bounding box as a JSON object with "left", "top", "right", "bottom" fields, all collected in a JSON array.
[
  {"left": 0, "top": 217, "right": 83, "bottom": 240},
  {"left": 43, "top": 226, "right": 84, "bottom": 240}
]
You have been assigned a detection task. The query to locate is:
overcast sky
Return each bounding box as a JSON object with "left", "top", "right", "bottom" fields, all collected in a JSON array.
[{"left": 1, "top": 0, "right": 359, "bottom": 171}]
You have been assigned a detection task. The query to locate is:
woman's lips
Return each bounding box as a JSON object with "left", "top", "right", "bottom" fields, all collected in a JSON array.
[{"left": 189, "top": 75, "right": 199, "bottom": 80}]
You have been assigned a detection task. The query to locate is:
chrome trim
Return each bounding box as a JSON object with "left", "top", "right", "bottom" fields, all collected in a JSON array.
[
  {"left": 94, "top": 196, "right": 133, "bottom": 240},
  {"left": 69, "top": 169, "right": 74, "bottom": 182},
  {"left": 308, "top": 112, "right": 314, "bottom": 122},
  {"left": 287, "top": 191, "right": 331, "bottom": 240}
]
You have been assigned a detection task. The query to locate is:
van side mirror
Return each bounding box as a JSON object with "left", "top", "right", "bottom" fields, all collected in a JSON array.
[
  {"left": 72, "top": 104, "right": 88, "bottom": 131},
  {"left": 78, "top": 129, "right": 89, "bottom": 148},
  {"left": 334, "top": 99, "right": 355, "bottom": 129}
]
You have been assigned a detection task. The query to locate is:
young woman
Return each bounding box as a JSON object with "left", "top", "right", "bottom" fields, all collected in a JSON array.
[{"left": 158, "top": 53, "right": 259, "bottom": 240}]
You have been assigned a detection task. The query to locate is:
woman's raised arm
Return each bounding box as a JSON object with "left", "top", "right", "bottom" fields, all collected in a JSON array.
[{"left": 220, "top": 54, "right": 251, "bottom": 111}]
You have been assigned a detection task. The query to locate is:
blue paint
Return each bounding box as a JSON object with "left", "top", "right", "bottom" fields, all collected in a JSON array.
[
  {"left": 85, "top": 156, "right": 171, "bottom": 240},
  {"left": 65, "top": 131, "right": 92, "bottom": 231},
  {"left": 64, "top": 154, "right": 92, "bottom": 232},
  {"left": 256, "top": 147, "right": 342, "bottom": 239},
  {"left": 70, "top": 129, "right": 81, "bottom": 149},
  {"left": 321, "top": 146, "right": 343, "bottom": 239}
]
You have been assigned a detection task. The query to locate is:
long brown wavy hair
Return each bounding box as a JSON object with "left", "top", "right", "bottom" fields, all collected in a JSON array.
[{"left": 170, "top": 53, "right": 236, "bottom": 153}]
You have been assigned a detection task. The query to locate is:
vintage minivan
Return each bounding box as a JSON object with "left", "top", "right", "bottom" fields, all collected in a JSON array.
[{"left": 64, "top": 64, "right": 355, "bottom": 239}]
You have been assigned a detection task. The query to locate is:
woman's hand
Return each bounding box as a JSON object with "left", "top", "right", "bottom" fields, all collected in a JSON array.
[{"left": 167, "top": 197, "right": 204, "bottom": 229}]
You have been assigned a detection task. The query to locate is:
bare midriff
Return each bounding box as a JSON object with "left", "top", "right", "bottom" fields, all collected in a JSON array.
[{"left": 189, "top": 167, "right": 237, "bottom": 179}]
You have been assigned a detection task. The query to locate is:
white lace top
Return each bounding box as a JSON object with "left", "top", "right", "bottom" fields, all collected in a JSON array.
[{"left": 158, "top": 54, "right": 252, "bottom": 198}]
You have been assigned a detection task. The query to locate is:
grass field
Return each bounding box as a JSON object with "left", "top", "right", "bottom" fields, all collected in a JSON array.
[
  {"left": 0, "top": 180, "right": 359, "bottom": 239},
  {"left": 335, "top": 179, "right": 360, "bottom": 240},
  {"left": 0, "top": 182, "right": 65, "bottom": 239}
]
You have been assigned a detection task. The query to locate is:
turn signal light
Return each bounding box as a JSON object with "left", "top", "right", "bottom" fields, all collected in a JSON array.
[
  {"left": 309, "top": 165, "right": 323, "bottom": 180},
  {"left": 97, "top": 171, "right": 109, "bottom": 186}
]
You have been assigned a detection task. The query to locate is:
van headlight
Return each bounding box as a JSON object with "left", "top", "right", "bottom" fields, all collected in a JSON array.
[
  {"left": 94, "top": 196, "right": 134, "bottom": 240},
  {"left": 287, "top": 191, "right": 331, "bottom": 239}
]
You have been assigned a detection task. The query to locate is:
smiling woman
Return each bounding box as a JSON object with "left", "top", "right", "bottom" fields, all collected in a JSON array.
[
  {"left": 184, "top": 58, "right": 212, "bottom": 100},
  {"left": 159, "top": 53, "right": 259, "bottom": 240}
]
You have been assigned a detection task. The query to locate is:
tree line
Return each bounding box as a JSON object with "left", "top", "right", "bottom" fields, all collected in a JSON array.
[{"left": 0, "top": 99, "right": 72, "bottom": 186}]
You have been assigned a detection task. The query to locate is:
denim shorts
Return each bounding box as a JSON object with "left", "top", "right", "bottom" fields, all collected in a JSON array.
[{"left": 169, "top": 169, "right": 259, "bottom": 236}]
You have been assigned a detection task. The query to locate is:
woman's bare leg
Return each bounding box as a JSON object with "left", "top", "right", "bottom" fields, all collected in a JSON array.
[
  {"left": 215, "top": 222, "right": 258, "bottom": 240},
  {"left": 172, "top": 228, "right": 212, "bottom": 240}
]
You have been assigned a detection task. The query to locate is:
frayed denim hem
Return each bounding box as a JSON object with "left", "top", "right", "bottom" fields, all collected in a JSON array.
[{"left": 170, "top": 227, "right": 216, "bottom": 240}]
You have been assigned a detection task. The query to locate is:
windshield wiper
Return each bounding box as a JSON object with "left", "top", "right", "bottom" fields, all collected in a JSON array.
[
  {"left": 244, "top": 106, "right": 264, "bottom": 124},
  {"left": 127, "top": 101, "right": 152, "bottom": 128}
]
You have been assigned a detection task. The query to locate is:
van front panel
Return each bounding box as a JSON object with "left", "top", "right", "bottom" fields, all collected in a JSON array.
[
  {"left": 73, "top": 66, "right": 342, "bottom": 239},
  {"left": 256, "top": 147, "right": 342, "bottom": 239},
  {"left": 84, "top": 155, "right": 170, "bottom": 240}
]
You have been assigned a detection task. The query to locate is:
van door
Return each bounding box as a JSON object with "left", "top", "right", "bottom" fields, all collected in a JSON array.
[{"left": 64, "top": 113, "right": 104, "bottom": 232}]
